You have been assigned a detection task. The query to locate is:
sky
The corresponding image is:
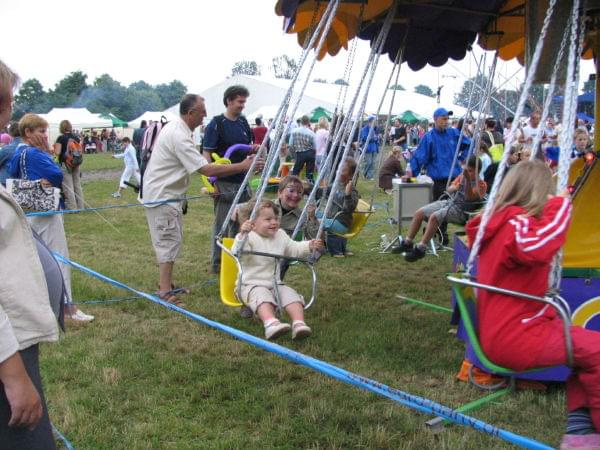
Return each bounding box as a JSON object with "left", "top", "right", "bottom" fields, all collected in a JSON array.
[{"left": 1, "top": 0, "right": 595, "bottom": 109}]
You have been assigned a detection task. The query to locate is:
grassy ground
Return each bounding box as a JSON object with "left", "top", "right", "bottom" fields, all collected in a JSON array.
[
  {"left": 42, "top": 174, "right": 567, "bottom": 449},
  {"left": 79, "top": 153, "right": 123, "bottom": 172}
]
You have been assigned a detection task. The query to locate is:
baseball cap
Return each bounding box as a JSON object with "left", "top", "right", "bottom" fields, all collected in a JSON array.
[
  {"left": 433, "top": 107, "right": 453, "bottom": 118},
  {"left": 367, "top": 114, "right": 376, "bottom": 121}
]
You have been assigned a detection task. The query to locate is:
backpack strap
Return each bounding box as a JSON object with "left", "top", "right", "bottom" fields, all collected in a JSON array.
[
  {"left": 485, "top": 130, "right": 495, "bottom": 146},
  {"left": 18, "top": 144, "right": 29, "bottom": 180}
]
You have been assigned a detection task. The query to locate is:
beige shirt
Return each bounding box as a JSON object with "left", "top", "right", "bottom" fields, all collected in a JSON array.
[
  {"left": 232, "top": 229, "right": 311, "bottom": 287},
  {"left": 0, "top": 187, "right": 58, "bottom": 363},
  {"left": 142, "top": 117, "right": 208, "bottom": 208}
]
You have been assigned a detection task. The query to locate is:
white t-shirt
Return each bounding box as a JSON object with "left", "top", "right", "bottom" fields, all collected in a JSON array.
[
  {"left": 315, "top": 129, "right": 329, "bottom": 156},
  {"left": 142, "top": 117, "right": 208, "bottom": 207},
  {"left": 114, "top": 143, "right": 139, "bottom": 170},
  {"left": 521, "top": 125, "right": 543, "bottom": 144}
]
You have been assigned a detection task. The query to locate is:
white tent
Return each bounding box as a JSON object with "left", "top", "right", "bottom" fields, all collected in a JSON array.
[
  {"left": 41, "top": 107, "right": 113, "bottom": 129},
  {"left": 128, "top": 111, "right": 177, "bottom": 129}
]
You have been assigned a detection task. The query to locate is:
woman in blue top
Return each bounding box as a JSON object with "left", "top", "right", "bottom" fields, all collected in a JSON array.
[{"left": 9, "top": 114, "right": 94, "bottom": 323}]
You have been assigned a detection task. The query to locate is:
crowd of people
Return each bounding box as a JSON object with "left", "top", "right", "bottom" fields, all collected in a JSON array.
[{"left": 1, "top": 54, "right": 599, "bottom": 449}]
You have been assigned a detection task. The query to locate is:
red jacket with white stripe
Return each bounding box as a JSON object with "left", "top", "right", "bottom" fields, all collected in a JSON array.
[{"left": 465, "top": 196, "right": 572, "bottom": 370}]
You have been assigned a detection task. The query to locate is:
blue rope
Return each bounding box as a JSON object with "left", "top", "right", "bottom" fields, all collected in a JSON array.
[
  {"left": 25, "top": 195, "right": 206, "bottom": 217},
  {"left": 53, "top": 252, "right": 553, "bottom": 450},
  {"left": 52, "top": 423, "right": 75, "bottom": 450}
]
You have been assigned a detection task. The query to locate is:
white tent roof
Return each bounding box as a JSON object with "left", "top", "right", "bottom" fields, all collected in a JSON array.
[
  {"left": 128, "top": 111, "right": 178, "bottom": 129},
  {"left": 164, "top": 74, "right": 471, "bottom": 123},
  {"left": 41, "top": 107, "right": 113, "bottom": 129}
]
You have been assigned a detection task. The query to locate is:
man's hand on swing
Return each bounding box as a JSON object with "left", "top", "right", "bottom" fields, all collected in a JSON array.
[
  {"left": 344, "top": 181, "right": 353, "bottom": 195},
  {"left": 309, "top": 239, "right": 324, "bottom": 252}
]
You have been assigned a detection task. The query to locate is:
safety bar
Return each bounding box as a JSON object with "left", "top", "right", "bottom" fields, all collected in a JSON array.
[{"left": 447, "top": 275, "right": 573, "bottom": 367}]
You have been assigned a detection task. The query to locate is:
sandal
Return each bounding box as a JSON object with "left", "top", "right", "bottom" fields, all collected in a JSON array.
[
  {"left": 171, "top": 284, "right": 190, "bottom": 295},
  {"left": 156, "top": 291, "right": 185, "bottom": 307}
]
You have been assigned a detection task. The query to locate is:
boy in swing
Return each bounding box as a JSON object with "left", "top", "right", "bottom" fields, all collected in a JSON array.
[{"left": 233, "top": 200, "right": 324, "bottom": 340}]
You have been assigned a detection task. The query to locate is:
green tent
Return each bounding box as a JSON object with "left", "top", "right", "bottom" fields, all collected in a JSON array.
[
  {"left": 100, "top": 113, "right": 128, "bottom": 128},
  {"left": 393, "top": 110, "right": 426, "bottom": 124},
  {"left": 309, "top": 106, "right": 333, "bottom": 123}
]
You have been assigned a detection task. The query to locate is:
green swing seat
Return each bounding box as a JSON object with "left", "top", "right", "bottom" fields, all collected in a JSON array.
[{"left": 448, "top": 273, "right": 574, "bottom": 380}]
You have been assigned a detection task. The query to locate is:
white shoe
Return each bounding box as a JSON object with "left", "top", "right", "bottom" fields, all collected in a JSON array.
[
  {"left": 69, "top": 310, "right": 95, "bottom": 322},
  {"left": 292, "top": 322, "right": 312, "bottom": 340},
  {"left": 264, "top": 321, "right": 291, "bottom": 340},
  {"left": 112, "top": 192, "right": 121, "bottom": 198}
]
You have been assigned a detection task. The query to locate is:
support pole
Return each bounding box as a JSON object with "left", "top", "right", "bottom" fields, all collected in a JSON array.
[{"left": 595, "top": 31, "right": 600, "bottom": 151}]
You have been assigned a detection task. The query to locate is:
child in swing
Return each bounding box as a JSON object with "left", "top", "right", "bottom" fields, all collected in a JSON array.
[
  {"left": 466, "top": 160, "right": 600, "bottom": 449},
  {"left": 233, "top": 200, "right": 324, "bottom": 340}
]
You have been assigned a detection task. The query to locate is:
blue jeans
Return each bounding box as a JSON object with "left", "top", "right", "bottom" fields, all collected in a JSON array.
[
  {"left": 362, "top": 152, "right": 378, "bottom": 180},
  {"left": 327, "top": 234, "right": 347, "bottom": 256}
]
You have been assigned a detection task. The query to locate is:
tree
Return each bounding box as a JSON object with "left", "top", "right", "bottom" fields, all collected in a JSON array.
[
  {"left": 155, "top": 80, "right": 187, "bottom": 108},
  {"left": 333, "top": 79, "right": 349, "bottom": 86},
  {"left": 582, "top": 78, "right": 595, "bottom": 95},
  {"left": 414, "top": 84, "right": 434, "bottom": 97},
  {"left": 47, "top": 71, "right": 88, "bottom": 107},
  {"left": 231, "top": 60, "right": 261, "bottom": 76},
  {"left": 75, "top": 74, "right": 128, "bottom": 117},
  {"left": 389, "top": 84, "right": 405, "bottom": 90},
  {"left": 271, "top": 55, "right": 298, "bottom": 80},
  {"left": 13, "top": 78, "right": 49, "bottom": 119},
  {"left": 313, "top": 78, "right": 327, "bottom": 83}
]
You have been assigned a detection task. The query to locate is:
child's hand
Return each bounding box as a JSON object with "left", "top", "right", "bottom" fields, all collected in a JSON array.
[
  {"left": 309, "top": 239, "right": 324, "bottom": 252},
  {"left": 240, "top": 220, "right": 253, "bottom": 234},
  {"left": 345, "top": 181, "right": 353, "bottom": 195},
  {"left": 556, "top": 188, "right": 571, "bottom": 199}
]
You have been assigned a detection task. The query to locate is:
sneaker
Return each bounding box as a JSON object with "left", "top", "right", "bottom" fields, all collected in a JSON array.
[
  {"left": 292, "top": 322, "right": 312, "bottom": 340},
  {"left": 265, "top": 321, "right": 291, "bottom": 340},
  {"left": 68, "top": 310, "right": 94, "bottom": 322},
  {"left": 240, "top": 306, "right": 253, "bottom": 318},
  {"left": 332, "top": 254, "right": 345, "bottom": 258},
  {"left": 392, "top": 240, "right": 414, "bottom": 254},
  {"left": 112, "top": 192, "right": 121, "bottom": 198},
  {"left": 344, "top": 251, "right": 355, "bottom": 257},
  {"left": 560, "top": 433, "right": 600, "bottom": 449},
  {"left": 405, "top": 244, "right": 427, "bottom": 262}
]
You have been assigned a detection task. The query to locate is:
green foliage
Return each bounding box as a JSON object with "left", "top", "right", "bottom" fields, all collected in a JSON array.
[
  {"left": 155, "top": 80, "right": 187, "bottom": 108},
  {"left": 13, "top": 78, "right": 50, "bottom": 119},
  {"left": 414, "top": 84, "right": 434, "bottom": 97},
  {"left": 231, "top": 60, "right": 261, "bottom": 76},
  {"left": 47, "top": 71, "right": 88, "bottom": 107},
  {"left": 582, "top": 78, "right": 595, "bottom": 95},
  {"left": 389, "top": 84, "right": 405, "bottom": 90},
  {"left": 272, "top": 55, "right": 298, "bottom": 79}
]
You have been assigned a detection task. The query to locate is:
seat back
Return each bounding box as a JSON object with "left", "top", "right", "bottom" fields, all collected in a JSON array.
[
  {"left": 336, "top": 199, "right": 373, "bottom": 239},
  {"left": 220, "top": 238, "right": 243, "bottom": 307},
  {"left": 449, "top": 274, "right": 514, "bottom": 375}
]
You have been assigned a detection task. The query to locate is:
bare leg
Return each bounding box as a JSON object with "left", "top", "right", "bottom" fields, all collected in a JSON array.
[
  {"left": 284, "top": 302, "right": 305, "bottom": 323},
  {"left": 159, "top": 262, "right": 174, "bottom": 294},
  {"left": 418, "top": 214, "right": 439, "bottom": 247},
  {"left": 406, "top": 209, "right": 425, "bottom": 241},
  {"left": 256, "top": 303, "right": 278, "bottom": 324}
]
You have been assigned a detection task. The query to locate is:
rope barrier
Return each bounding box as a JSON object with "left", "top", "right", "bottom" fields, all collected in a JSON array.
[
  {"left": 25, "top": 195, "right": 206, "bottom": 217},
  {"left": 52, "top": 423, "right": 75, "bottom": 450},
  {"left": 54, "top": 251, "right": 553, "bottom": 449}
]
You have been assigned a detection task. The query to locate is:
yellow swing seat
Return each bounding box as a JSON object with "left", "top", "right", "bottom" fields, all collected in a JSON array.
[
  {"left": 218, "top": 237, "right": 318, "bottom": 309},
  {"left": 332, "top": 199, "right": 373, "bottom": 239}
]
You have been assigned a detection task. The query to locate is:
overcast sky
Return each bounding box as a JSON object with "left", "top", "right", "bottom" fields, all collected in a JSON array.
[{"left": 1, "top": 0, "right": 594, "bottom": 108}]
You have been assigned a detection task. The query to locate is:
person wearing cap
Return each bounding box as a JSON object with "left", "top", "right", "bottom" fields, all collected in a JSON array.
[
  {"left": 405, "top": 107, "right": 470, "bottom": 200},
  {"left": 359, "top": 115, "right": 380, "bottom": 180}
]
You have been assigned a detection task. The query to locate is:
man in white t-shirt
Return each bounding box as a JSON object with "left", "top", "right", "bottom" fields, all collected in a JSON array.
[
  {"left": 142, "top": 94, "right": 262, "bottom": 306},
  {"left": 519, "top": 111, "right": 546, "bottom": 149}
]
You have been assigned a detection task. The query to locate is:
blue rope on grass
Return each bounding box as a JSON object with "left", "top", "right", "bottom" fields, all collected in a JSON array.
[
  {"left": 52, "top": 423, "right": 75, "bottom": 450},
  {"left": 53, "top": 252, "right": 553, "bottom": 450},
  {"left": 25, "top": 195, "right": 206, "bottom": 217}
]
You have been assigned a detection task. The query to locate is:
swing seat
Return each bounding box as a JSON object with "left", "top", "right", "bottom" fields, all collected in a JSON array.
[
  {"left": 332, "top": 199, "right": 373, "bottom": 239},
  {"left": 448, "top": 273, "right": 574, "bottom": 381},
  {"left": 218, "top": 237, "right": 318, "bottom": 309}
]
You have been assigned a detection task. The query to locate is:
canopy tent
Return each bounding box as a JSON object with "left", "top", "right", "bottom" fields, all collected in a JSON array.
[
  {"left": 41, "top": 107, "right": 113, "bottom": 129},
  {"left": 577, "top": 112, "right": 594, "bottom": 123},
  {"left": 127, "top": 111, "right": 177, "bottom": 129},
  {"left": 99, "top": 113, "right": 128, "bottom": 128},
  {"left": 309, "top": 106, "right": 333, "bottom": 122},
  {"left": 394, "top": 110, "right": 427, "bottom": 124}
]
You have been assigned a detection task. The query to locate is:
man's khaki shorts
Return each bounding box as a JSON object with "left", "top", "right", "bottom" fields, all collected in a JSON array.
[
  {"left": 146, "top": 204, "right": 183, "bottom": 263},
  {"left": 240, "top": 284, "right": 304, "bottom": 313}
]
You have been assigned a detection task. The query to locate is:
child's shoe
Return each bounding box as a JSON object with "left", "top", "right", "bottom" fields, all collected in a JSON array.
[
  {"left": 112, "top": 192, "right": 121, "bottom": 198},
  {"left": 405, "top": 244, "right": 427, "bottom": 262},
  {"left": 560, "top": 433, "right": 600, "bottom": 449},
  {"left": 292, "top": 321, "right": 311, "bottom": 340},
  {"left": 264, "top": 320, "right": 291, "bottom": 340}
]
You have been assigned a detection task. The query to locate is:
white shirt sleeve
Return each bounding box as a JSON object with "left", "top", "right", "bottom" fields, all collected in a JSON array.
[
  {"left": 173, "top": 130, "right": 208, "bottom": 174},
  {"left": 0, "top": 307, "right": 19, "bottom": 364}
]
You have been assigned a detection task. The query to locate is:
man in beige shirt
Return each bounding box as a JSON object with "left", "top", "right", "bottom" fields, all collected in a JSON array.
[{"left": 143, "top": 94, "right": 262, "bottom": 305}]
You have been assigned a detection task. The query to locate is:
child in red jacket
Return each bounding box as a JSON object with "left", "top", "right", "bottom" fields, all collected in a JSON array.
[{"left": 467, "top": 160, "right": 600, "bottom": 450}]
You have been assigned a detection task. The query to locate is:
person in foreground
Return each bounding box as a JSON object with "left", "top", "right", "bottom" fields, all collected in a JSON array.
[
  {"left": 0, "top": 58, "right": 59, "bottom": 448},
  {"left": 232, "top": 200, "right": 324, "bottom": 340},
  {"left": 466, "top": 160, "right": 600, "bottom": 450}
]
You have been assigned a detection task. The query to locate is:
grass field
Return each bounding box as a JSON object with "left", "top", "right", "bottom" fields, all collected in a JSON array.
[{"left": 42, "top": 171, "right": 567, "bottom": 449}]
